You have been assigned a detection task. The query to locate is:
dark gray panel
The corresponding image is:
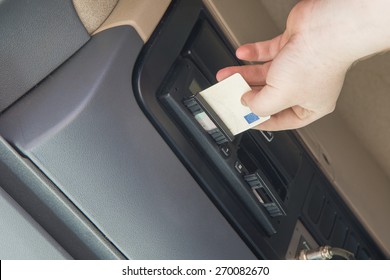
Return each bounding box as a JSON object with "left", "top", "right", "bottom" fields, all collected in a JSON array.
[
  {"left": 0, "top": 27, "right": 255, "bottom": 259},
  {"left": 0, "top": 0, "right": 89, "bottom": 112},
  {"left": 0, "top": 186, "right": 71, "bottom": 260}
]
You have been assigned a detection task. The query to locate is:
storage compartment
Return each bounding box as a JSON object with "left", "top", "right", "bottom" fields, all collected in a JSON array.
[{"left": 183, "top": 20, "right": 237, "bottom": 82}]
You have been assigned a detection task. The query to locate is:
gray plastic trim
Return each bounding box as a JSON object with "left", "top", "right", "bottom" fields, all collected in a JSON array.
[
  {"left": 0, "top": 26, "right": 255, "bottom": 259},
  {"left": 0, "top": 137, "right": 126, "bottom": 260},
  {"left": 0, "top": 0, "right": 89, "bottom": 112},
  {"left": 0, "top": 186, "right": 71, "bottom": 260}
]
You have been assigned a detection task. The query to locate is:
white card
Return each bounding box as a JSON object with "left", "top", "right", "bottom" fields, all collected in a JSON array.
[{"left": 199, "top": 73, "right": 270, "bottom": 135}]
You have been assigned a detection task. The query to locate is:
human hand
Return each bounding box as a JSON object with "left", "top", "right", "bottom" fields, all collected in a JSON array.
[{"left": 217, "top": 0, "right": 390, "bottom": 131}]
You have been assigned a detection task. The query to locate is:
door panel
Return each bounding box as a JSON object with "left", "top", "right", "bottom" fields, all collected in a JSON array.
[
  {"left": 0, "top": 26, "right": 255, "bottom": 260},
  {"left": 93, "top": 0, "right": 171, "bottom": 42},
  {"left": 0, "top": 0, "right": 89, "bottom": 112},
  {"left": 0, "top": 187, "right": 71, "bottom": 259}
]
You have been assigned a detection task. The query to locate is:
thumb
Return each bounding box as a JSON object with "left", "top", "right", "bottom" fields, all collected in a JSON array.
[{"left": 242, "top": 85, "right": 295, "bottom": 117}]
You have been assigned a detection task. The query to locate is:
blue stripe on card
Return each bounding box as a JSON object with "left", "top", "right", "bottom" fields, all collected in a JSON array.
[{"left": 244, "top": 112, "right": 260, "bottom": 124}]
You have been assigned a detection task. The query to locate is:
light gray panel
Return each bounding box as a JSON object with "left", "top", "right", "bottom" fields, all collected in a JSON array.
[
  {"left": 0, "top": 27, "right": 255, "bottom": 259},
  {"left": 0, "top": 187, "right": 71, "bottom": 260}
]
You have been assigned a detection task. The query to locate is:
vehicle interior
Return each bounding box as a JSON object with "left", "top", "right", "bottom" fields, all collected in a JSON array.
[{"left": 0, "top": 0, "right": 389, "bottom": 260}]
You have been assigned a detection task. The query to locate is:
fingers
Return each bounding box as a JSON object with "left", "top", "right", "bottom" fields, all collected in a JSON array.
[
  {"left": 216, "top": 63, "right": 271, "bottom": 85},
  {"left": 216, "top": 66, "right": 242, "bottom": 82},
  {"left": 255, "top": 107, "right": 317, "bottom": 131},
  {"left": 236, "top": 35, "right": 284, "bottom": 62},
  {"left": 250, "top": 85, "right": 264, "bottom": 92},
  {"left": 243, "top": 86, "right": 319, "bottom": 130},
  {"left": 242, "top": 85, "right": 295, "bottom": 117}
]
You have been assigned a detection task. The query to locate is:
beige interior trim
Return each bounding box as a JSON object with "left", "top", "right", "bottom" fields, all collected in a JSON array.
[
  {"left": 73, "top": 0, "right": 119, "bottom": 34},
  {"left": 203, "top": 0, "right": 280, "bottom": 49},
  {"left": 204, "top": 0, "right": 390, "bottom": 257},
  {"left": 298, "top": 115, "right": 390, "bottom": 257},
  {"left": 93, "top": 0, "right": 171, "bottom": 42}
]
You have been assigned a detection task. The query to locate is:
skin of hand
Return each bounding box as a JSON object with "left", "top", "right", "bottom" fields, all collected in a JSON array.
[{"left": 216, "top": 0, "right": 390, "bottom": 131}]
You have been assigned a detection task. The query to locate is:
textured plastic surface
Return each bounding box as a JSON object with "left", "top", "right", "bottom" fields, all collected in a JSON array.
[
  {"left": 0, "top": 186, "right": 71, "bottom": 260},
  {"left": 0, "top": 137, "right": 125, "bottom": 260},
  {"left": 0, "top": 0, "right": 89, "bottom": 112},
  {"left": 0, "top": 27, "right": 255, "bottom": 259}
]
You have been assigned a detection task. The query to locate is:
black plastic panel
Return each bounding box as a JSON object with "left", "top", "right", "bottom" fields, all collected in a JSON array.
[
  {"left": 302, "top": 174, "right": 384, "bottom": 259},
  {"left": 183, "top": 20, "right": 237, "bottom": 81},
  {"left": 306, "top": 183, "right": 326, "bottom": 223},
  {"left": 331, "top": 218, "right": 348, "bottom": 247},
  {"left": 158, "top": 59, "right": 279, "bottom": 235}
]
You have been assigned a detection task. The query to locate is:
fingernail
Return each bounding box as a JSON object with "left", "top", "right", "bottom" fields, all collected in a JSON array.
[
  {"left": 236, "top": 50, "right": 243, "bottom": 59},
  {"left": 215, "top": 70, "right": 222, "bottom": 81}
]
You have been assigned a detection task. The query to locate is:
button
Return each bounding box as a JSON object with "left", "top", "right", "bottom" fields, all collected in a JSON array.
[
  {"left": 319, "top": 202, "right": 336, "bottom": 239},
  {"left": 220, "top": 145, "right": 231, "bottom": 157},
  {"left": 344, "top": 233, "right": 359, "bottom": 256},
  {"left": 209, "top": 128, "right": 228, "bottom": 145},
  {"left": 244, "top": 172, "right": 286, "bottom": 217},
  {"left": 307, "top": 184, "right": 326, "bottom": 224},
  {"left": 330, "top": 218, "right": 348, "bottom": 247},
  {"left": 234, "top": 161, "right": 244, "bottom": 174}
]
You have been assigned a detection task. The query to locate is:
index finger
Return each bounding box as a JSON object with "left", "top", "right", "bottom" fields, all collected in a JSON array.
[{"left": 237, "top": 35, "right": 284, "bottom": 62}]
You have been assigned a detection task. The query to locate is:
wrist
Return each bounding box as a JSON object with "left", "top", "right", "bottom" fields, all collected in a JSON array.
[
  {"left": 297, "top": 0, "right": 390, "bottom": 68},
  {"left": 331, "top": 0, "right": 390, "bottom": 63}
]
